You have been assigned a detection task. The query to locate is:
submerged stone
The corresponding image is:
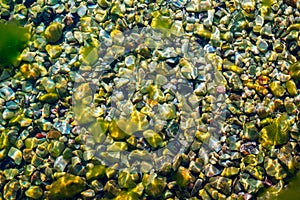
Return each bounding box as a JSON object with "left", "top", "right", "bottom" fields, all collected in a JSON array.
[
  {"left": 259, "top": 113, "right": 290, "bottom": 149},
  {"left": 47, "top": 174, "right": 85, "bottom": 199}
]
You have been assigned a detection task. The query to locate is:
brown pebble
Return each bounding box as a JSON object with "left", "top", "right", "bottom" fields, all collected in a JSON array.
[
  {"left": 47, "top": 129, "right": 62, "bottom": 140},
  {"left": 284, "top": 0, "right": 296, "bottom": 7}
]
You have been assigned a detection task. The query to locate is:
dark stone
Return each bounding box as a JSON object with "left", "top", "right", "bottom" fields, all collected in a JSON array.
[{"left": 24, "top": 0, "right": 36, "bottom": 8}]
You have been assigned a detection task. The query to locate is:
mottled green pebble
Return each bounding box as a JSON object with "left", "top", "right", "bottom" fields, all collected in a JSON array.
[
  {"left": 118, "top": 171, "right": 138, "bottom": 189},
  {"left": 289, "top": 62, "right": 300, "bottom": 81},
  {"left": 47, "top": 141, "right": 65, "bottom": 158},
  {"left": 45, "top": 44, "right": 62, "bottom": 59},
  {"left": 269, "top": 81, "right": 285, "bottom": 97},
  {"left": 142, "top": 174, "right": 166, "bottom": 197},
  {"left": 44, "top": 22, "right": 63, "bottom": 43},
  {"left": 86, "top": 165, "right": 106, "bottom": 180},
  {"left": 39, "top": 93, "right": 58, "bottom": 104},
  {"left": 221, "top": 167, "right": 240, "bottom": 177},
  {"left": 47, "top": 174, "right": 85, "bottom": 199},
  {"left": 80, "top": 45, "right": 98, "bottom": 65},
  {"left": 286, "top": 80, "right": 297, "bottom": 96},
  {"left": 25, "top": 186, "right": 43, "bottom": 199},
  {"left": 175, "top": 166, "right": 193, "bottom": 187},
  {"left": 143, "top": 130, "right": 164, "bottom": 148},
  {"left": 243, "top": 122, "right": 258, "bottom": 140}
]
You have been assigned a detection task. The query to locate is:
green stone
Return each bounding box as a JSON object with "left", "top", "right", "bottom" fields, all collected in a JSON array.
[
  {"left": 39, "top": 93, "right": 59, "bottom": 104},
  {"left": 142, "top": 174, "right": 166, "bottom": 198},
  {"left": 243, "top": 122, "right": 258, "bottom": 140},
  {"left": 48, "top": 174, "right": 86, "bottom": 199},
  {"left": 109, "top": 119, "right": 130, "bottom": 140},
  {"left": 115, "top": 191, "right": 139, "bottom": 200},
  {"left": 45, "top": 44, "right": 62, "bottom": 59},
  {"left": 62, "top": 148, "right": 72, "bottom": 159},
  {"left": 269, "top": 81, "right": 285, "bottom": 97},
  {"left": 90, "top": 119, "right": 109, "bottom": 143},
  {"left": 143, "top": 130, "right": 164, "bottom": 148},
  {"left": 221, "top": 167, "right": 240, "bottom": 177},
  {"left": 107, "top": 142, "right": 128, "bottom": 152},
  {"left": 264, "top": 157, "right": 287, "bottom": 180},
  {"left": 175, "top": 166, "right": 193, "bottom": 187},
  {"left": 289, "top": 62, "right": 300, "bottom": 81},
  {"left": 194, "top": 23, "right": 211, "bottom": 39},
  {"left": 86, "top": 165, "right": 106, "bottom": 180},
  {"left": 286, "top": 80, "right": 297, "bottom": 96},
  {"left": 44, "top": 22, "right": 63, "bottom": 43},
  {"left": 3, "top": 168, "right": 19, "bottom": 180},
  {"left": 25, "top": 186, "right": 43, "bottom": 199},
  {"left": 118, "top": 171, "right": 138, "bottom": 189},
  {"left": 80, "top": 45, "right": 98, "bottom": 66},
  {"left": 151, "top": 13, "right": 173, "bottom": 31},
  {"left": 245, "top": 165, "right": 265, "bottom": 180},
  {"left": 259, "top": 113, "right": 290, "bottom": 149},
  {"left": 47, "top": 141, "right": 65, "bottom": 157}
]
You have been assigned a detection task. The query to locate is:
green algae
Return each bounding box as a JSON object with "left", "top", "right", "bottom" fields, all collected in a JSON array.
[{"left": 0, "top": 21, "right": 30, "bottom": 68}]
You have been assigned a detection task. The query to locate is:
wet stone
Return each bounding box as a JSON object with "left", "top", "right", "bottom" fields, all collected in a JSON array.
[
  {"left": 47, "top": 174, "right": 86, "bottom": 199},
  {"left": 25, "top": 186, "right": 43, "bottom": 199},
  {"left": 3, "top": 180, "right": 20, "bottom": 200},
  {"left": 8, "top": 147, "right": 22, "bottom": 165},
  {"left": 44, "top": 22, "right": 63, "bottom": 43}
]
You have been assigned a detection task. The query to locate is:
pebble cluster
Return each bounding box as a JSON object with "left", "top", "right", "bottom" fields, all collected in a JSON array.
[{"left": 0, "top": 0, "right": 300, "bottom": 199}]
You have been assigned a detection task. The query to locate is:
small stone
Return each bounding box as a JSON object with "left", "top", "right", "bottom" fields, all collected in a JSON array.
[
  {"left": 175, "top": 166, "right": 194, "bottom": 187},
  {"left": 194, "top": 23, "right": 211, "bottom": 39},
  {"left": 209, "top": 176, "right": 232, "bottom": 195},
  {"left": 289, "top": 61, "right": 300, "bottom": 81},
  {"left": 243, "top": 122, "right": 258, "bottom": 140},
  {"left": 40, "top": 77, "right": 56, "bottom": 93},
  {"left": 44, "top": 22, "right": 63, "bottom": 43},
  {"left": 104, "top": 180, "right": 121, "bottom": 196},
  {"left": 3, "top": 109, "right": 15, "bottom": 120},
  {"left": 241, "top": 0, "right": 255, "bottom": 13},
  {"left": 151, "top": 14, "right": 173, "bottom": 30},
  {"left": 86, "top": 165, "right": 106, "bottom": 180},
  {"left": 264, "top": 157, "right": 287, "bottom": 180},
  {"left": 3, "top": 180, "right": 20, "bottom": 200},
  {"left": 286, "top": 80, "right": 297, "bottom": 96},
  {"left": 25, "top": 186, "right": 43, "bottom": 199},
  {"left": 142, "top": 174, "right": 166, "bottom": 198},
  {"left": 47, "top": 129, "right": 62, "bottom": 140},
  {"left": 143, "top": 130, "right": 164, "bottom": 148},
  {"left": 45, "top": 44, "right": 62, "bottom": 59},
  {"left": 47, "top": 174, "right": 86, "bottom": 199},
  {"left": 221, "top": 167, "right": 240, "bottom": 177},
  {"left": 259, "top": 113, "right": 290, "bottom": 149},
  {"left": 54, "top": 156, "right": 69, "bottom": 171},
  {"left": 77, "top": 5, "right": 87, "bottom": 17},
  {"left": 269, "top": 81, "right": 286, "bottom": 97},
  {"left": 80, "top": 45, "right": 98, "bottom": 65},
  {"left": 39, "top": 93, "right": 58, "bottom": 104},
  {"left": 47, "top": 140, "right": 65, "bottom": 157},
  {"left": 186, "top": 0, "right": 212, "bottom": 12},
  {"left": 256, "top": 37, "right": 269, "bottom": 52},
  {"left": 8, "top": 147, "right": 22, "bottom": 165},
  {"left": 118, "top": 170, "right": 138, "bottom": 189},
  {"left": 20, "top": 63, "right": 40, "bottom": 80}
]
